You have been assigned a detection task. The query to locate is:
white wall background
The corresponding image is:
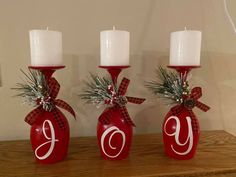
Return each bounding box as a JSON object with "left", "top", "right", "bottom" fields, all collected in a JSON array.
[{"left": 0, "top": 0, "right": 236, "bottom": 140}]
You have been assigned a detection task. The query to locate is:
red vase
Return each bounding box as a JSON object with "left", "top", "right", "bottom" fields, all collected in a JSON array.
[
  {"left": 30, "top": 108, "right": 69, "bottom": 164},
  {"left": 162, "top": 106, "right": 199, "bottom": 160},
  {"left": 97, "top": 107, "right": 133, "bottom": 160}
]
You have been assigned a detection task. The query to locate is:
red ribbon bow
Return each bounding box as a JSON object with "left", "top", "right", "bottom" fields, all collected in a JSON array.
[
  {"left": 25, "top": 77, "right": 76, "bottom": 130},
  {"left": 171, "top": 87, "right": 210, "bottom": 132},
  {"left": 99, "top": 77, "right": 145, "bottom": 127}
]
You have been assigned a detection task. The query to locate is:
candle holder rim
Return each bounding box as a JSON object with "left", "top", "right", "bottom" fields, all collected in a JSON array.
[
  {"left": 99, "top": 65, "right": 130, "bottom": 69},
  {"left": 28, "top": 66, "right": 65, "bottom": 70},
  {"left": 167, "top": 65, "right": 201, "bottom": 69}
]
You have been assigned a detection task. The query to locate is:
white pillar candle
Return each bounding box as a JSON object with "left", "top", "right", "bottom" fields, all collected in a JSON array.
[
  {"left": 100, "top": 27, "right": 130, "bottom": 66},
  {"left": 169, "top": 30, "right": 202, "bottom": 66},
  {"left": 29, "top": 29, "right": 62, "bottom": 66}
]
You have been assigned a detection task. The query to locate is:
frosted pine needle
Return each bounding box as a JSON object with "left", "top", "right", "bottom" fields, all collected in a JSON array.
[
  {"left": 79, "top": 73, "right": 116, "bottom": 108},
  {"left": 145, "top": 66, "right": 190, "bottom": 105},
  {"left": 12, "top": 69, "right": 53, "bottom": 111}
]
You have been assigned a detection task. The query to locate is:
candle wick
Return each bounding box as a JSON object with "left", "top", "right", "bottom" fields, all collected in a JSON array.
[{"left": 112, "top": 26, "right": 116, "bottom": 30}]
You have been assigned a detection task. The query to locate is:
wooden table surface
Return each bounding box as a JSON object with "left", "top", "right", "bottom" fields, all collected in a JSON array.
[{"left": 1, "top": 130, "right": 236, "bottom": 177}]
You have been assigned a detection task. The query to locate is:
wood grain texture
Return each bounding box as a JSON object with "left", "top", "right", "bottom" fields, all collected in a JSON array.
[{"left": 0, "top": 131, "right": 236, "bottom": 177}]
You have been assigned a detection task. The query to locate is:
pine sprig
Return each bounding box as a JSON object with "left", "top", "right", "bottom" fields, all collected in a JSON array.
[
  {"left": 146, "top": 66, "right": 190, "bottom": 105},
  {"left": 79, "top": 73, "right": 116, "bottom": 108},
  {"left": 12, "top": 69, "right": 53, "bottom": 111}
]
